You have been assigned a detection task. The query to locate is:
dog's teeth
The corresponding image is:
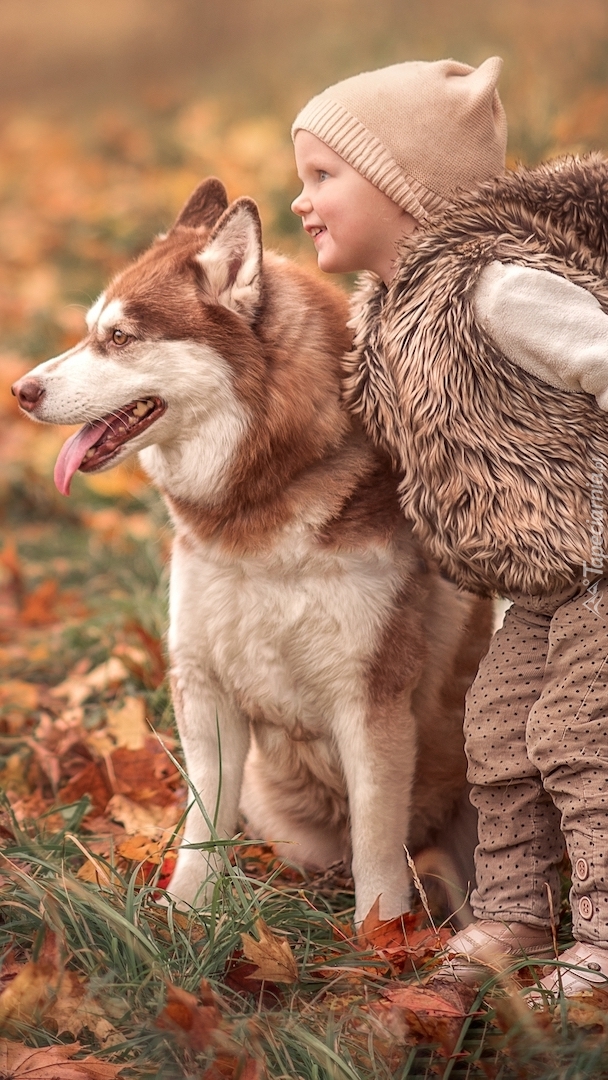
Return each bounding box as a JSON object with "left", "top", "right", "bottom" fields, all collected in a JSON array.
[
  {"left": 84, "top": 449, "right": 94, "bottom": 460},
  {"left": 128, "top": 415, "right": 137, "bottom": 426},
  {"left": 145, "top": 400, "right": 154, "bottom": 409},
  {"left": 133, "top": 401, "right": 149, "bottom": 417}
]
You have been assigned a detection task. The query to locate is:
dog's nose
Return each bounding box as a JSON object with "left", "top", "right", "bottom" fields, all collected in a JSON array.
[{"left": 11, "top": 377, "right": 45, "bottom": 412}]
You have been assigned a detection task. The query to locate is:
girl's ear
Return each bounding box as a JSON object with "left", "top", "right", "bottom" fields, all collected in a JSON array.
[
  {"left": 197, "top": 198, "right": 263, "bottom": 321},
  {"left": 173, "top": 177, "right": 229, "bottom": 231}
]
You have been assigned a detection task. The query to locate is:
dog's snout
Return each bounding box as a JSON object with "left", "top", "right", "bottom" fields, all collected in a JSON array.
[{"left": 11, "top": 377, "right": 45, "bottom": 412}]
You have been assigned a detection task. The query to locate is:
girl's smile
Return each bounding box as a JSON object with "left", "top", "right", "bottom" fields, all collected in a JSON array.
[{"left": 292, "top": 131, "right": 417, "bottom": 283}]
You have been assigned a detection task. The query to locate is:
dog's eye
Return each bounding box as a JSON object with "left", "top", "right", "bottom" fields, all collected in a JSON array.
[{"left": 111, "top": 329, "right": 130, "bottom": 346}]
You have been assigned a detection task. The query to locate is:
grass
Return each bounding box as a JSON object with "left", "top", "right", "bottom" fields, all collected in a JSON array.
[{"left": 3, "top": 452, "right": 608, "bottom": 1079}]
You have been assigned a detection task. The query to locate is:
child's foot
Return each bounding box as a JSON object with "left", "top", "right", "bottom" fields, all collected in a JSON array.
[
  {"left": 433, "top": 920, "right": 554, "bottom": 984},
  {"left": 527, "top": 941, "right": 608, "bottom": 1006}
]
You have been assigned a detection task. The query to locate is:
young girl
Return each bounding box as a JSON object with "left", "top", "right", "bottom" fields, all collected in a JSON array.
[{"left": 291, "top": 57, "right": 608, "bottom": 998}]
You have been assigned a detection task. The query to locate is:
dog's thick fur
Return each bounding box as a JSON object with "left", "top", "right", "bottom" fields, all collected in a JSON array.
[
  {"left": 345, "top": 154, "right": 608, "bottom": 598},
  {"left": 14, "top": 180, "right": 491, "bottom": 923}
]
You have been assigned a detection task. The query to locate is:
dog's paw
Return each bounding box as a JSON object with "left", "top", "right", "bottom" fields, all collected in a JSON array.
[{"left": 161, "top": 851, "right": 217, "bottom": 910}]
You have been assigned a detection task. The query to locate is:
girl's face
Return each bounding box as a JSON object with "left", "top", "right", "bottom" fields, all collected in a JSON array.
[{"left": 292, "top": 131, "right": 417, "bottom": 283}]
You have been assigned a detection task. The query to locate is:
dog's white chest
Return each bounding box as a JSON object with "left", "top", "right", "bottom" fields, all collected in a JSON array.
[{"left": 169, "top": 531, "right": 400, "bottom": 732}]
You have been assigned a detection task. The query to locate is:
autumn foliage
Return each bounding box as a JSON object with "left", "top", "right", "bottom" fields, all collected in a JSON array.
[{"left": 3, "top": 4, "right": 608, "bottom": 1074}]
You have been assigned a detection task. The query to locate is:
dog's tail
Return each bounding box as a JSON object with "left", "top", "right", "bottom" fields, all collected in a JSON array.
[{"left": 414, "top": 787, "right": 478, "bottom": 928}]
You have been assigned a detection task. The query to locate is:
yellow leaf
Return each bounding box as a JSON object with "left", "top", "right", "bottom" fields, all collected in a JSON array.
[
  {"left": 0, "top": 680, "right": 39, "bottom": 710},
  {"left": 240, "top": 918, "right": 298, "bottom": 984},
  {"left": 0, "top": 959, "right": 57, "bottom": 1033},
  {"left": 48, "top": 971, "right": 122, "bottom": 1048},
  {"left": 51, "top": 657, "right": 129, "bottom": 706},
  {"left": 116, "top": 833, "right": 165, "bottom": 863},
  {"left": 106, "top": 696, "right": 148, "bottom": 750}
]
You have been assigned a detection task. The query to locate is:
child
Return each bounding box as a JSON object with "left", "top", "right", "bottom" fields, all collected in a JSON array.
[{"left": 291, "top": 57, "right": 608, "bottom": 998}]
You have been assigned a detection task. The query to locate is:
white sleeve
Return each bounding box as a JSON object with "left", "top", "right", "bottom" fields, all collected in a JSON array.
[{"left": 472, "top": 260, "right": 608, "bottom": 411}]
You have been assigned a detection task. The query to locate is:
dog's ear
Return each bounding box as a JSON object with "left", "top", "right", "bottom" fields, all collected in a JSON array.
[
  {"left": 197, "top": 198, "right": 262, "bottom": 321},
  {"left": 173, "top": 178, "right": 229, "bottom": 231}
]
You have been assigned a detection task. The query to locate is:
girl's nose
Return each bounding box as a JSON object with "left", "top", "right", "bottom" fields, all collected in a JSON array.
[{"left": 291, "top": 189, "right": 311, "bottom": 217}]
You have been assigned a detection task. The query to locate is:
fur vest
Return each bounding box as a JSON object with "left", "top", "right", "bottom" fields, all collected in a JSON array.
[{"left": 344, "top": 154, "right": 608, "bottom": 598}]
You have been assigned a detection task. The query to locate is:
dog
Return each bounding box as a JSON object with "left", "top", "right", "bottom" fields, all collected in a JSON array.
[{"left": 12, "top": 178, "right": 492, "bottom": 924}]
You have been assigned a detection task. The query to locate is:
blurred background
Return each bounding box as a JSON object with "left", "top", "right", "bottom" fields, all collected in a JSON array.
[
  {"left": 2, "top": 0, "right": 608, "bottom": 369},
  {"left": 2, "top": 0, "right": 608, "bottom": 654}
]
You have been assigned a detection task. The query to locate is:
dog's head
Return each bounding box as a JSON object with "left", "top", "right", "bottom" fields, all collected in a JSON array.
[{"left": 12, "top": 178, "right": 265, "bottom": 495}]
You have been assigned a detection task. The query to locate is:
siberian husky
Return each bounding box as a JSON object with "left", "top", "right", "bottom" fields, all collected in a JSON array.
[{"left": 13, "top": 179, "right": 491, "bottom": 924}]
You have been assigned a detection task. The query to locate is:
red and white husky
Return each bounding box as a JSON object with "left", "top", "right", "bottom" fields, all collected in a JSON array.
[{"left": 13, "top": 180, "right": 491, "bottom": 924}]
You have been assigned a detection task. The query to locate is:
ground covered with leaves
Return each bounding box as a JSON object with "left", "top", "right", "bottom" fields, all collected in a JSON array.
[
  {"left": 4, "top": 96, "right": 608, "bottom": 1079},
  {"left": 6, "top": 329, "right": 608, "bottom": 1080}
]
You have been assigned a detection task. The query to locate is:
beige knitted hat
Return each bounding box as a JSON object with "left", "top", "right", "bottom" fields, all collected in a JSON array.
[{"left": 292, "top": 57, "right": 507, "bottom": 221}]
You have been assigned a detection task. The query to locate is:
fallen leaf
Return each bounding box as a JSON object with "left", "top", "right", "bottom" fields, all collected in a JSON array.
[
  {"left": 51, "top": 657, "right": 129, "bottom": 707},
  {"left": 202, "top": 1053, "right": 264, "bottom": 1080},
  {"left": 357, "top": 897, "right": 450, "bottom": 973},
  {"left": 240, "top": 919, "right": 298, "bottom": 984},
  {"left": 0, "top": 680, "right": 39, "bottom": 711},
  {"left": 122, "top": 621, "right": 166, "bottom": 688},
  {"left": 156, "top": 981, "right": 221, "bottom": 1052},
  {"left": 0, "top": 1039, "right": 124, "bottom": 1078},
  {"left": 0, "top": 957, "right": 57, "bottom": 1033},
  {"left": 109, "top": 744, "right": 182, "bottom": 808},
  {"left": 47, "top": 970, "right": 122, "bottom": 1047},
  {"left": 106, "top": 696, "right": 148, "bottom": 750},
  {"left": 116, "top": 833, "right": 165, "bottom": 863},
  {"left": 0, "top": 539, "right": 24, "bottom": 598},
  {"left": 57, "top": 760, "right": 112, "bottom": 815},
  {"left": 106, "top": 794, "right": 176, "bottom": 837},
  {"left": 367, "top": 983, "right": 476, "bottom": 1056},
  {"left": 20, "top": 579, "right": 59, "bottom": 625},
  {"left": 157, "top": 982, "right": 262, "bottom": 1077}
]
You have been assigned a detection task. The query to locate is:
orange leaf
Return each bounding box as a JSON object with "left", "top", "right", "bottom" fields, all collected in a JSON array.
[
  {"left": 57, "top": 760, "right": 112, "bottom": 815},
  {"left": 156, "top": 981, "right": 222, "bottom": 1052},
  {"left": 0, "top": 680, "right": 39, "bottom": 711},
  {"left": 20, "top": 579, "right": 59, "bottom": 625},
  {"left": 368, "top": 983, "right": 476, "bottom": 1056},
  {"left": 0, "top": 958, "right": 58, "bottom": 1033},
  {"left": 240, "top": 918, "right": 298, "bottom": 984},
  {"left": 0, "top": 1039, "right": 124, "bottom": 1078},
  {"left": 116, "top": 833, "right": 165, "bottom": 863},
  {"left": 357, "top": 897, "right": 449, "bottom": 972}
]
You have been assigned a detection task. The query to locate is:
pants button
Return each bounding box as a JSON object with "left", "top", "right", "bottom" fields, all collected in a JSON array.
[
  {"left": 579, "top": 896, "right": 594, "bottom": 920},
  {"left": 575, "top": 857, "right": 590, "bottom": 881}
]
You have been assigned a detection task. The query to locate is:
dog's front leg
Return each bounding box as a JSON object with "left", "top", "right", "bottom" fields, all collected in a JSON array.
[
  {"left": 334, "top": 696, "right": 417, "bottom": 926},
  {"left": 166, "top": 659, "right": 250, "bottom": 908}
]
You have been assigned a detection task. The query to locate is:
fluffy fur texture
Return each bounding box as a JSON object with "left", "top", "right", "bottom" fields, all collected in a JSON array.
[
  {"left": 13, "top": 180, "right": 491, "bottom": 923},
  {"left": 345, "top": 154, "right": 608, "bottom": 597}
]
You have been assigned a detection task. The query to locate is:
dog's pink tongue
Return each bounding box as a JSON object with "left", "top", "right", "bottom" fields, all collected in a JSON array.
[{"left": 54, "top": 422, "right": 105, "bottom": 496}]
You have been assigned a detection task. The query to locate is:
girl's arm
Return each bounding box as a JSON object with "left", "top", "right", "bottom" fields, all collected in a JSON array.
[{"left": 472, "top": 261, "right": 608, "bottom": 409}]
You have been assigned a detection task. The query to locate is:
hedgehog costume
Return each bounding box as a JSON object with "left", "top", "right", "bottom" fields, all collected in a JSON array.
[{"left": 344, "top": 154, "right": 608, "bottom": 991}]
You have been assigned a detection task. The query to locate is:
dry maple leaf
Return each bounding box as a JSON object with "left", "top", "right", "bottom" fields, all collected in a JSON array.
[
  {"left": 105, "top": 697, "right": 148, "bottom": 751},
  {"left": 240, "top": 919, "right": 298, "bottom": 984},
  {"left": 157, "top": 983, "right": 262, "bottom": 1078},
  {"left": 47, "top": 970, "right": 122, "bottom": 1048},
  {"left": 156, "top": 981, "right": 222, "bottom": 1052},
  {"left": 0, "top": 1039, "right": 123, "bottom": 1078},
  {"left": 0, "top": 957, "right": 59, "bottom": 1035},
  {"left": 20, "top": 579, "right": 59, "bottom": 626},
  {"left": 357, "top": 896, "right": 449, "bottom": 973},
  {"left": 50, "top": 658, "right": 129, "bottom": 708},
  {"left": 368, "top": 983, "right": 476, "bottom": 1056},
  {"left": 0, "top": 681, "right": 39, "bottom": 711}
]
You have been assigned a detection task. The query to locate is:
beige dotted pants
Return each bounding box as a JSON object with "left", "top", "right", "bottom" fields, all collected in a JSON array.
[{"left": 465, "top": 578, "right": 608, "bottom": 944}]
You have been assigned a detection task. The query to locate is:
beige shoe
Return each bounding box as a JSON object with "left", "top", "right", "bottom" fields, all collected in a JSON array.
[
  {"left": 527, "top": 941, "right": 608, "bottom": 1006},
  {"left": 434, "top": 920, "right": 554, "bottom": 985}
]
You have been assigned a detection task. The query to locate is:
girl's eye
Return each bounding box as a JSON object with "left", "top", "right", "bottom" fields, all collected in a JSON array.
[
  {"left": 318, "top": 170, "right": 329, "bottom": 182},
  {"left": 112, "top": 329, "right": 130, "bottom": 346}
]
